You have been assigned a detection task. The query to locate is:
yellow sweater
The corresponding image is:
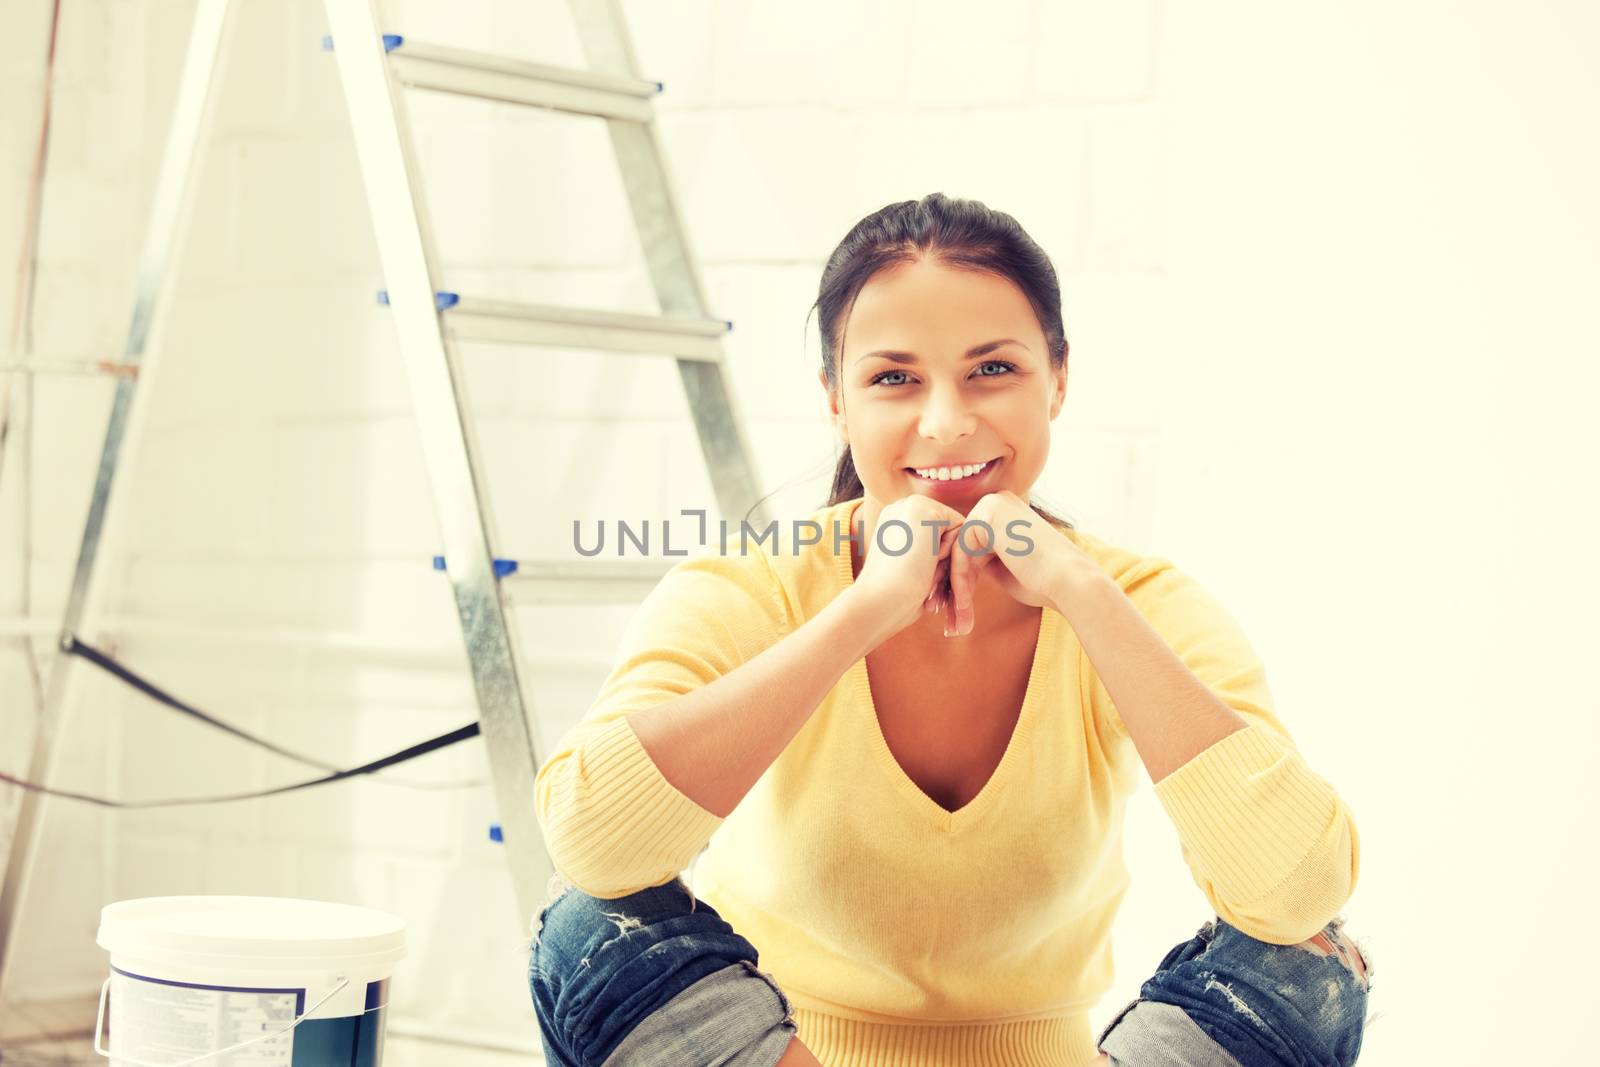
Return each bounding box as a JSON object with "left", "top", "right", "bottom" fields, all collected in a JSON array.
[{"left": 534, "top": 496, "right": 1360, "bottom": 1066}]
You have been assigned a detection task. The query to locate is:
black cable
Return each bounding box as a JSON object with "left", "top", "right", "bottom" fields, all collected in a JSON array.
[
  {"left": 0, "top": 635, "right": 486, "bottom": 808},
  {"left": 0, "top": 721, "right": 481, "bottom": 809},
  {"left": 65, "top": 634, "right": 488, "bottom": 788},
  {"left": 62, "top": 635, "right": 404, "bottom": 777}
]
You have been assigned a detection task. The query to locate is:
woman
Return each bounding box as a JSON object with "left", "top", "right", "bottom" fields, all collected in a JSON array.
[{"left": 528, "top": 194, "right": 1372, "bottom": 1066}]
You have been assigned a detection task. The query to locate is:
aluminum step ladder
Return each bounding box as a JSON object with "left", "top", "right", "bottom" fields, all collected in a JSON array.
[{"left": 0, "top": 0, "right": 769, "bottom": 999}]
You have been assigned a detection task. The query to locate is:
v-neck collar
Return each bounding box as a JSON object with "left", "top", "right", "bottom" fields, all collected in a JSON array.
[{"left": 830, "top": 496, "right": 1061, "bottom": 834}]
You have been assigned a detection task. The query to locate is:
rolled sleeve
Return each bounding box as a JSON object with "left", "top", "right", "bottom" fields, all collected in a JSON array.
[
  {"left": 1084, "top": 558, "right": 1361, "bottom": 944},
  {"left": 534, "top": 550, "right": 791, "bottom": 898}
]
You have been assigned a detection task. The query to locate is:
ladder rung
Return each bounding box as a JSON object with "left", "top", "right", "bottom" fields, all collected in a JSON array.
[
  {"left": 443, "top": 297, "right": 731, "bottom": 361},
  {"left": 387, "top": 39, "right": 662, "bottom": 121},
  {"left": 504, "top": 559, "right": 678, "bottom": 604}
]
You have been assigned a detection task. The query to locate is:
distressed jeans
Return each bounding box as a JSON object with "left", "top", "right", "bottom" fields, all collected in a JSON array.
[
  {"left": 1095, "top": 911, "right": 1373, "bottom": 1067},
  {"left": 527, "top": 871, "right": 1374, "bottom": 1067}
]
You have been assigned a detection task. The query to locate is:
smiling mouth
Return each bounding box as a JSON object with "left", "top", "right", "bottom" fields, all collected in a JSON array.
[{"left": 905, "top": 457, "right": 999, "bottom": 483}]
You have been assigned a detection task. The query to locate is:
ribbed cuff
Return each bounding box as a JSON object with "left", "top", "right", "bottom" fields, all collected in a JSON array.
[
  {"left": 545, "top": 716, "right": 725, "bottom": 898},
  {"left": 1152, "top": 724, "right": 1339, "bottom": 904}
]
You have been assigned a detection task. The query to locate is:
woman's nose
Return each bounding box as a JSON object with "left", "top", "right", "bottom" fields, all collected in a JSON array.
[{"left": 916, "top": 385, "right": 977, "bottom": 440}]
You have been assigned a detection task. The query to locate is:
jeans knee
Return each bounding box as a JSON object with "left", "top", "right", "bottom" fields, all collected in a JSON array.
[
  {"left": 1260, "top": 918, "right": 1372, "bottom": 1063},
  {"left": 1302, "top": 915, "right": 1373, "bottom": 989},
  {"left": 530, "top": 870, "right": 578, "bottom": 951},
  {"left": 527, "top": 877, "right": 782, "bottom": 1066},
  {"left": 531, "top": 877, "right": 676, "bottom": 978},
  {"left": 1122, "top": 915, "right": 1372, "bottom": 1067}
]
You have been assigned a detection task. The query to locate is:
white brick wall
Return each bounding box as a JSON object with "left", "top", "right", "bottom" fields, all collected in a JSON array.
[{"left": 2, "top": 1, "right": 1597, "bottom": 1063}]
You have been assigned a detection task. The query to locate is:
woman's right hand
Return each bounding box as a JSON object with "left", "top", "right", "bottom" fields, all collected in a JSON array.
[{"left": 850, "top": 494, "right": 973, "bottom": 642}]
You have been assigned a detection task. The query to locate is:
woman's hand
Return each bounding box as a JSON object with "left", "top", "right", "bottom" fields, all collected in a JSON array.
[
  {"left": 851, "top": 494, "right": 973, "bottom": 642},
  {"left": 941, "top": 491, "right": 1097, "bottom": 637}
]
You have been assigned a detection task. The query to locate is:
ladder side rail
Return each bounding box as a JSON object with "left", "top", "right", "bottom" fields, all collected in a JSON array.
[
  {"left": 321, "top": 0, "right": 549, "bottom": 924},
  {"left": 566, "top": 0, "right": 770, "bottom": 529},
  {"left": 0, "top": 0, "right": 240, "bottom": 1000}
]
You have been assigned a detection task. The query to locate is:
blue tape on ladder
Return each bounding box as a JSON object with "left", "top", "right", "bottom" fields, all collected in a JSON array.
[
  {"left": 433, "top": 556, "right": 519, "bottom": 578},
  {"left": 377, "top": 290, "right": 460, "bottom": 310},
  {"left": 322, "top": 34, "right": 404, "bottom": 52}
]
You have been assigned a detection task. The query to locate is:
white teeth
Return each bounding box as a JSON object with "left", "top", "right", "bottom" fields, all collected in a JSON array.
[{"left": 913, "top": 460, "right": 990, "bottom": 480}]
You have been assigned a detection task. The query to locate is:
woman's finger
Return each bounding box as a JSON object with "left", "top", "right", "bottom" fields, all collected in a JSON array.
[
  {"left": 946, "top": 547, "right": 969, "bottom": 636},
  {"left": 949, "top": 521, "right": 994, "bottom": 636}
]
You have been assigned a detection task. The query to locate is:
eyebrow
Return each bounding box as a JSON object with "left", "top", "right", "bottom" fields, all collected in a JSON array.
[{"left": 854, "top": 338, "right": 1028, "bottom": 366}]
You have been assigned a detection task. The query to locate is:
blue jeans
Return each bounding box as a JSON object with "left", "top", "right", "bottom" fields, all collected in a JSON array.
[
  {"left": 1094, "top": 912, "right": 1372, "bottom": 1067},
  {"left": 527, "top": 871, "right": 1372, "bottom": 1067}
]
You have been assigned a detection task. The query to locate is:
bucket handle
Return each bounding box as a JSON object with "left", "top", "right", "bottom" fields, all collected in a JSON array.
[{"left": 94, "top": 973, "right": 357, "bottom": 1066}]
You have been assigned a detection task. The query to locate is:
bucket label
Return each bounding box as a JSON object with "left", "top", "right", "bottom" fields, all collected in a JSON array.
[
  {"left": 109, "top": 967, "right": 387, "bottom": 1066},
  {"left": 111, "top": 967, "right": 299, "bottom": 1064}
]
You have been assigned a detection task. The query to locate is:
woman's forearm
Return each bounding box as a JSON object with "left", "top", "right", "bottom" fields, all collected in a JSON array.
[
  {"left": 1050, "top": 563, "right": 1248, "bottom": 783},
  {"left": 629, "top": 584, "right": 891, "bottom": 818}
]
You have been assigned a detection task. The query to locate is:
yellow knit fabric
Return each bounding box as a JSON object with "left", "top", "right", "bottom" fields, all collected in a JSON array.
[{"left": 534, "top": 497, "right": 1359, "bottom": 1066}]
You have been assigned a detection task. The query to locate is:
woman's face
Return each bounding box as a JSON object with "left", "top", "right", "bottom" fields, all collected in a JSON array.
[{"left": 822, "top": 257, "right": 1066, "bottom": 515}]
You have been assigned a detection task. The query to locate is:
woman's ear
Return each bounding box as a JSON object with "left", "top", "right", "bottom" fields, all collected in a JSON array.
[
  {"left": 1049, "top": 360, "right": 1067, "bottom": 420},
  {"left": 819, "top": 370, "right": 848, "bottom": 445}
]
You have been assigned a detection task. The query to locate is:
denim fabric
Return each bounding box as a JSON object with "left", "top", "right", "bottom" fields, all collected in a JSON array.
[
  {"left": 529, "top": 869, "right": 1370, "bottom": 1067},
  {"left": 1096, "top": 915, "right": 1372, "bottom": 1067},
  {"left": 597, "top": 961, "right": 797, "bottom": 1066},
  {"left": 1099, "top": 1000, "right": 1247, "bottom": 1066},
  {"left": 529, "top": 872, "right": 796, "bottom": 1067}
]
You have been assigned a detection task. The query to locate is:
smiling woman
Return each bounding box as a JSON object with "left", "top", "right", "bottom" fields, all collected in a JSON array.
[
  {"left": 531, "top": 193, "right": 1367, "bottom": 1067},
  {"left": 810, "top": 194, "right": 1076, "bottom": 537}
]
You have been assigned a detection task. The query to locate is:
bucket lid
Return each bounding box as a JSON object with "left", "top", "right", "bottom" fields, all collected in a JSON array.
[{"left": 97, "top": 896, "right": 406, "bottom": 971}]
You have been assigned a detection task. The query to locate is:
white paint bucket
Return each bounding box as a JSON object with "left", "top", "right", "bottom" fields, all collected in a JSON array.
[{"left": 94, "top": 895, "right": 406, "bottom": 1066}]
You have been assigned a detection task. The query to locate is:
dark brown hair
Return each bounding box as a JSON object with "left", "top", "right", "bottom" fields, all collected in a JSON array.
[{"left": 811, "top": 193, "right": 1074, "bottom": 532}]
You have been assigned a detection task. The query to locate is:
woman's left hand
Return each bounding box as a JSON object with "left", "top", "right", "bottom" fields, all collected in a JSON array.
[{"left": 937, "top": 491, "right": 1095, "bottom": 637}]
